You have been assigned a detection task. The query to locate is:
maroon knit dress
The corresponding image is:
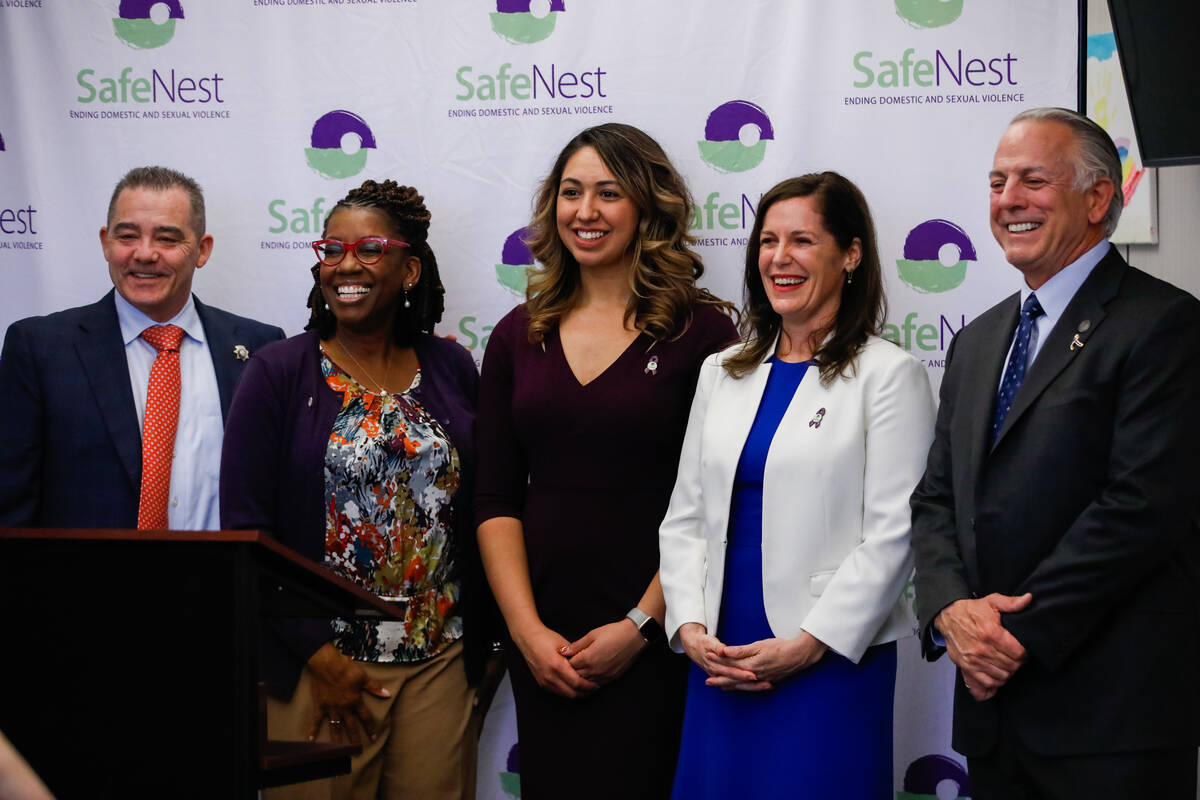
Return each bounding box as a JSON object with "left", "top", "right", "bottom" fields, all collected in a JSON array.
[{"left": 476, "top": 303, "right": 736, "bottom": 800}]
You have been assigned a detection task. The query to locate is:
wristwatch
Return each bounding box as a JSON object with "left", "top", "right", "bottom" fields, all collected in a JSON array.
[{"left": 625, "top": 607, "right": 664, "bottom": 646}]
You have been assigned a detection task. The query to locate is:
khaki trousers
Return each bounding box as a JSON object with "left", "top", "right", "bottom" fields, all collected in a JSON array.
[{"left": 264, "top": 640, "right": 479, "bottom": 800}]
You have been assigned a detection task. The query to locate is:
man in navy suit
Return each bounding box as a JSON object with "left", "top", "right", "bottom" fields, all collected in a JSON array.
[
  {"left": 0, "top": 166, "right": 284, "bottom": 529},
  {"left": 913, "top": 108, "right": 1200, "bottom": 798}
]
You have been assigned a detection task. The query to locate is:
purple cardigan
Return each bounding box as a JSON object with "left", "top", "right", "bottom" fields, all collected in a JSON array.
[{"left": 220, "top": 329, "right": 494, "bottom": 696}]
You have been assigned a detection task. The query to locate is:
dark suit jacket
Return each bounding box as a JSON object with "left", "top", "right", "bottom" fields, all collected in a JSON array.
[
  {"left": 912, "top": 247, "right": 1200, "bottom": 757},
  {"left": 0, "top": 289, "right": 285, "bottom": 528}
]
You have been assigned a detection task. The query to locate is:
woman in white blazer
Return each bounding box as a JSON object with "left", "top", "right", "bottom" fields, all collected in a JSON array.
[{"left": 660, "top": 173, "right": 936, "bottom": 798}]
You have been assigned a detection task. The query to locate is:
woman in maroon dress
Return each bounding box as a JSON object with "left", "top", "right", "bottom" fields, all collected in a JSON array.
[{"left": 476, "top": 123, "right": 736, "bottom": 799}]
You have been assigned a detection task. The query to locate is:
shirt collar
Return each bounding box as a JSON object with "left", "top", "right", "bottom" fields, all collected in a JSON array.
[
  {"left": 114, "top": 291, "right": 205, "bottom": 346},
  {"left": 1018, "top": 239, "right": 1110, "bottom": 318}
]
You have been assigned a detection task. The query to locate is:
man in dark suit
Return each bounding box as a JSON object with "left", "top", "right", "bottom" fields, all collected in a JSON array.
[
  {"left": 0, "top": 166, "right": 284, "bottom": 529},
  {"left": 912, "top": 107, "right": 1200, "bottom": 798}
]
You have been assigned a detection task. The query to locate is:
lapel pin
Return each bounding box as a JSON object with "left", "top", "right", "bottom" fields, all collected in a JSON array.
[
  {"left": 809, "top": 407, "right": 826, "bottom": 428},
  {"left": 233, "top": 344, "right": 250, "bottom": 361},
  {"left": 644, "top": 355, "right": 659, "bottom": 375},
  {"left": 1070, "top": 333, "right": 1085, "bottom": 351}
]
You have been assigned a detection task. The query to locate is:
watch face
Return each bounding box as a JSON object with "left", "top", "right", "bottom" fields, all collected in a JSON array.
[{"left": 639, "top": 616, "right": 665, "bottom": 645}]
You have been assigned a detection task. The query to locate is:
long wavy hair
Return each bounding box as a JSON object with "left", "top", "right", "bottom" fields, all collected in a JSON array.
[
  {"left": 524, "top": 123, "right": 732, "bottom": 343},
  {"left": 305, "top": 179, "right": 445, "bottom": 346},
  {"left": 723, "top": 172, "right": 885, "bottom": 384}
]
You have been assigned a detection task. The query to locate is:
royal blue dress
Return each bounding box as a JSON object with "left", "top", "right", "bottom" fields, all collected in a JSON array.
[{"left": 671, "top": 359, "right": 897, "bottom": 799}]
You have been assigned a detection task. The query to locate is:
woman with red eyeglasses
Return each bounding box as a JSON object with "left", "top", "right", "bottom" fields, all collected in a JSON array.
[{"left": 220, "top": 179, "right": 503, "bottom": 799}]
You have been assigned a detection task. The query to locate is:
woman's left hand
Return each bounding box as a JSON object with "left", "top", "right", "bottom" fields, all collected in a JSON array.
[
  {"left": 561, "top": 620, "right": 646, "bottom": 686},
  {"left": 705, "top": 631, "right": 828, "bottom": 691}
]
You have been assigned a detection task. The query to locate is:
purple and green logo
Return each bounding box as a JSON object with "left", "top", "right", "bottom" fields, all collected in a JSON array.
[
  {"left": 895, "top": 0, "right": 963, "bottom": 29},
  {"left": 499, "top": 742, "right": 520, "bottom": 797},
  {"left": 305, "top": 111, "right": 376, "bottom": 180},
  {"left": 896, "top": 754, "right": 970, "bottom": 800},
  {"left": 113, "top": 0, "right": 184, "bottom": 50},
  {"left": 496, "top": 227, "right": 534, "bottom": 294},
  {"left": 897, "top": 219, "right": 975, "bottom": 294},
  {"left": 698, "top": 100, "right": 774, "bottom": 173},
  {"left": 491, "top": 0, "right": 565, "bottom": 45}
]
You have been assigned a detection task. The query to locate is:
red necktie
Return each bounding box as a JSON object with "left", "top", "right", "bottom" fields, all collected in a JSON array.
[{"left": 137, "top": 324, "right": 185, "bottom": 530}]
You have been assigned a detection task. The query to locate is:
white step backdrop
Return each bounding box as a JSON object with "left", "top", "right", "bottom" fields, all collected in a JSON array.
[{"left": 0, "top": 2, "right": 1078, "bottom": 797}]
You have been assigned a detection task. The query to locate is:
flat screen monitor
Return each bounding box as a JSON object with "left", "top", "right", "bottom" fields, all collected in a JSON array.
[{"left": 1106, "top": 0, "right": 1200, "bottom": 166}]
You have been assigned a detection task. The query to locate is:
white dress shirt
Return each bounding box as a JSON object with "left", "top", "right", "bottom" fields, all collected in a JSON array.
[{"left": 114, "top": 292, "right": 223, "bottom": 530}]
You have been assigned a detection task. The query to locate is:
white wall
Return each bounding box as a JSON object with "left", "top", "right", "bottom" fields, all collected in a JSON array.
[{"left": 1125, "top": 165, "right": 1200, "bottom": 298}]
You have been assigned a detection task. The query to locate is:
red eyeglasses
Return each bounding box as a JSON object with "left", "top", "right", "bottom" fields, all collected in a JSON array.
[{"left": 311, "top": 237, "right": 409, "bottom": 266}]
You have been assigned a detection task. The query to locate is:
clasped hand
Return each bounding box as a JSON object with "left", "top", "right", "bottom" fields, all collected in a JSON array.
[
  {"left": 516, "top": 619, "right": 646, "bottom": 699},
  {"left": 678, "top": 622, "right": 827, "bottom": 692},
  {"left": 935, "top": 592, "right": 1031, "bottom": 702}
]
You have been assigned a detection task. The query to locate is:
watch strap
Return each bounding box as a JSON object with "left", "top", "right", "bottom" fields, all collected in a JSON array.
[
  {"left": 625, "top": 607, "right": 651, "bottom": 631},
  {"left": 625, "top": 607, "right": 664, "bottom": 645}
]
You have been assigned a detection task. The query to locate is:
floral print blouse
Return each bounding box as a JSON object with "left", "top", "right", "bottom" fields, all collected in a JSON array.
[{"left": 321, "top": 353, "right": 463, "bottom": 663}]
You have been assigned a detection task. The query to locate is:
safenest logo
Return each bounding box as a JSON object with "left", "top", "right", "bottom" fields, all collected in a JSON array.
[
  {"left": 884, "top": 219, "right": 971, "bottom": 360},
  {"left": 0, "top": 201, "right": 39, "bottom": 246},
  {"left": 305, "top": 110, "right": 376, "bottom": 179},
  {"left": 451, "top": 3, "right": 609, "bottom": 122},
  {"left": 846, "top": 2, "right": 1023, "bottom": 108},
  {"left": 895, "top": 0, "right": 962, "bottom": 29},
  {"left": 73, "top": 2, "right": 228, "bottom": 122},
  {"left": 689, "top": 103, "right": 768, "bottom": 242},
  {"left": 260, "top": 111, "right": 377, "bottom": 247},
  {"left": 499, "top": 742, "right": 520, "bottom": 798},
  {"left": 455, "top": 228, "right": 532, "bottom": 355},
  {"left": 491, "top": 0, "right": 564, "bottom": 45},
  {"left": 697, "top": 100, "right": 774, "bottom": 174},
  {"left": 113, "top": 0, "right": 184, "bottom": 50},
  {"left": 897, "top": 219, "right": 975, "bottom": 294},
  {"left": 495, "top": 227, "right": 533, "bottom": 294},
  {"left": 847, "top": 4, "right": 1026, "bottom": 107},
  {"left": 896, "top": 754, "right": 970, "bottom": 800},
  {"left": 0, "top": 139, "right": 43, "bottom": 251}
]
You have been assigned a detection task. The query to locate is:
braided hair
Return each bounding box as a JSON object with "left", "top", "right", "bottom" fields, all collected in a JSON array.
[{"left": 305, "top": 179, "right": 445, "bottom": 346}]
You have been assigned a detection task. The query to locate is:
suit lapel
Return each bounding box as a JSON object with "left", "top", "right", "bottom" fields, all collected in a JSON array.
[
  {"left": 991, "top": 251, "right": 1122, "bottom": 449},
  {"left": 76, "top": 292, "right": 142, "bottom": 489},
  {"left": 968, "top": 295, "right": 1019, "bottom": 471},
  {"left": 195, "top": 297, "right": 240, "bottom": 419},
  {"left": 950, "top": 295, "right": 1019, "bottom": 587},
  {"left": 727, "top": 357, "right": 773, "bottom": 463},
  {"left": 722, "top": 333, "right": 782, "bottom": 449}
]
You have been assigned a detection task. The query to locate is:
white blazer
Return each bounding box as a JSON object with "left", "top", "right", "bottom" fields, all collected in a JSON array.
[{"left": 659, "top": 336, "right": 936, "bottom": 663}]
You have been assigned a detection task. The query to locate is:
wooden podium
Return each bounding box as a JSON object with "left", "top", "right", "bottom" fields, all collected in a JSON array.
[{"left": 0, "top": 528, "right": 405, "bottom": 798}]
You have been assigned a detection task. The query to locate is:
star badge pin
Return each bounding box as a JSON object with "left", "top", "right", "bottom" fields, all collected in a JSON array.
[{"left": 233, "top": 344, "right": 250, "bottom": 361}]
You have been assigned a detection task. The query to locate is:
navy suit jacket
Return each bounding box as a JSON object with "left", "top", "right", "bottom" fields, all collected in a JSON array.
[
  {"left": 0, "top": 290, "right": 284, "bottom": 528},
  {"left": 912, "top": 248, "right": 1200, "bottom": 757}
]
